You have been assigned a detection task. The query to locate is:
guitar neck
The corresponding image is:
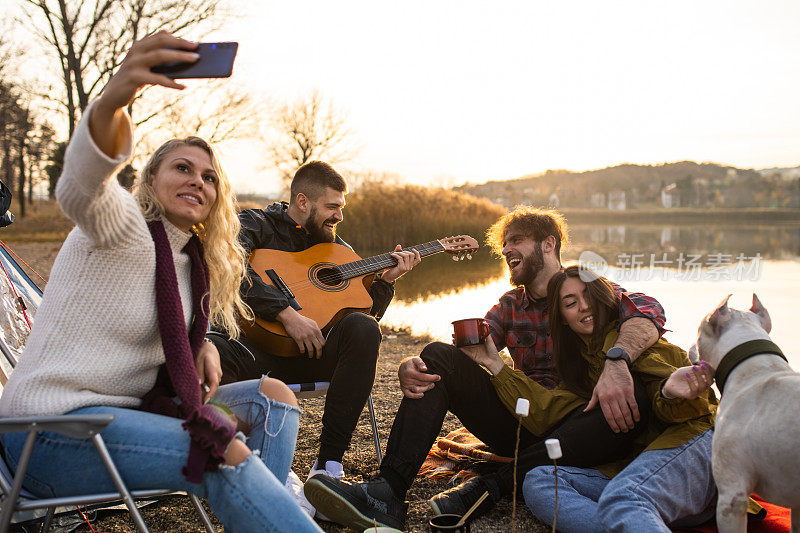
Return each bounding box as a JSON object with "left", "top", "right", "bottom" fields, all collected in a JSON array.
[{"left": 337, "top": 241, "right": 445, "bottom": 280}]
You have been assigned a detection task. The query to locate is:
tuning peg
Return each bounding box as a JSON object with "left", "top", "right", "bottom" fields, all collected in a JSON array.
[
  {"left": 466, "top": 253, "right": 472, "bottom": 260},
  {"left": 452, "top": 255, "right": 459, "bottom": 262}
]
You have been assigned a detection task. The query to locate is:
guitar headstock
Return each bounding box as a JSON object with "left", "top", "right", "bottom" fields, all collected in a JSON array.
[{"left": 439, "top": 235, "right": 479, "bottom": 261}]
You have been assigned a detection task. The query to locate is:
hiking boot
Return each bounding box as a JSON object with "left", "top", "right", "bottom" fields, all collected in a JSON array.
[
  {"left": 304, "top": 475, "right": 407, "bottom": 531},
  {"left": 428, "top": 476, "right": 501, "bottom": 518}
]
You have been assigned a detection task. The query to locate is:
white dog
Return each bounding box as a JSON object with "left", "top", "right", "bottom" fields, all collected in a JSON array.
[{"left": 691, "top": 294, "right": 800, "bottom": 532}]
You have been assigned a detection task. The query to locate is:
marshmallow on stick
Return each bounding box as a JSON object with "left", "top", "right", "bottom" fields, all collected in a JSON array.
[
  {"left": 545, "top": 438, "right": 563, "bottom": 460},
  {"left": 515, "top": 398, "right": 530, "bottom": 416}
]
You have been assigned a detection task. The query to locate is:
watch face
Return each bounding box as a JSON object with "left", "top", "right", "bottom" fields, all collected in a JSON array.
[{"left": 607, "top": 347, "right": 630, "bottom": 362}]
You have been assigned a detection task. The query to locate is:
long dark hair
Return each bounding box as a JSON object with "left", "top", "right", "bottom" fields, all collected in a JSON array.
[{"left": 546, "top": 265, "right": 620, "bottom": 399}]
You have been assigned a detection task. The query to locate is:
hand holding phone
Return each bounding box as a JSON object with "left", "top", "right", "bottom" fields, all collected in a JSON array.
[{"left": 151, "top": 42, "right": 239, "bottom": 79}]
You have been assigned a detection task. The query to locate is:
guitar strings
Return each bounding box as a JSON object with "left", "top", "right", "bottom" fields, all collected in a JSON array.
[
  {"left": 273, "top": 242, "right": 447, "bottom": 289},
  {"left": 257, "top": 239, "right": 475, "bottom": 295},
  {"left": 271, "top": 244, "right": 479, "bottom": 294}
]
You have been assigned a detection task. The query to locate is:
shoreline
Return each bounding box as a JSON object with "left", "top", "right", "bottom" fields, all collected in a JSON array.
[{"left": 559, "top": 207, "right": 800, "bottom": 224}]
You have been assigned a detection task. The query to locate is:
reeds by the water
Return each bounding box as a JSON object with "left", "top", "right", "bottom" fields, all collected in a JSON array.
[{"left": 338, "top": 183, "right": 507, "bottom": 252}]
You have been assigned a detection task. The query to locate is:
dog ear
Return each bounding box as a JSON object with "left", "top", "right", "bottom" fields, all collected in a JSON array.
[
  {"left": 688, "top": 343, "right": 700, "bottom": 364},
  {"left": 750, "top": 293, "right": 771, "bottom": 333},
  {"left": 707, "top": 294, "right": 732, "bottom": 333}
]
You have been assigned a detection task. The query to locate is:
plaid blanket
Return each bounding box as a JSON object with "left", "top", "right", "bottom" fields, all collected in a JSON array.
[{"left": 418, "top": 427, "right": 511, "bottom": 482}]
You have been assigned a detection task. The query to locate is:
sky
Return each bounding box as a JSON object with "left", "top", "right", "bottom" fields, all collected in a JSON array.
[{"left": 7, "top": 0, "right": 800, "bottom": 194}]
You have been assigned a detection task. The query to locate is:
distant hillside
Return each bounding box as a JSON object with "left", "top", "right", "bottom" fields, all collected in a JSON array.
[
  {"left": 758, "top": 166, "right": 800, "bottom": 180},
  {"left": 455, "top": 161, "right": 800, "bottom": 209}
]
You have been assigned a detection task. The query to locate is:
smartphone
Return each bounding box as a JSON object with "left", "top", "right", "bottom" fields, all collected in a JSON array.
[{"left": 151, "top": 42, "right": 239, "bottom": 79}]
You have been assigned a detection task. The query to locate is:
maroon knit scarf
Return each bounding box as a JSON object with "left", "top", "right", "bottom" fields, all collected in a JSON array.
[{"left": 140, "top": 220, "right": 235, "bottom": 483}]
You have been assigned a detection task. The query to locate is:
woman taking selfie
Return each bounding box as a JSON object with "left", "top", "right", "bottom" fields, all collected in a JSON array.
[
  {"left": 460, "top": 265, "right": 717, "bottom": 533},
  {"left": 0, "top": 31, "right": 321, "bottom": 532}
]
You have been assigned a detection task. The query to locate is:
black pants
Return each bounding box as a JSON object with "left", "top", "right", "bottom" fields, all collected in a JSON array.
[
  {"left": 379, "top": 342, "right": 650, "bottom": 497},
  {"left": 210, "top": 312, "right": 382, "bottom": 464}
]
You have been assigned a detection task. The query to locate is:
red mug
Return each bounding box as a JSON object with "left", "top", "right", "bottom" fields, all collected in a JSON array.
[{"left": 452, "top": 318, "right": 491, "bottom": 348}]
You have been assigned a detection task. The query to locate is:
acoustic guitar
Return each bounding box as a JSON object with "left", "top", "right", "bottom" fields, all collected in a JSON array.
[{"left": 241, "top": 235, "right": 479, "bottom": 357}]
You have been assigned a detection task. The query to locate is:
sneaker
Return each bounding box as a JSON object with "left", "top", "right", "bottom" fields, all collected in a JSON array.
[
  {"left": 304, "top": 475, "right": 408, "bottom": 531},
  {"left": 307, "top": 459, "right": 344, "bottom": 480},
  {"left": 285, "top": 470, "right": 315, "bottom": 517},
  {"left": 428, "top": 476, "right": 500, "bottom": 519},
  {"left": 306, "top": 460, "right": 344, "bottom": 521}
]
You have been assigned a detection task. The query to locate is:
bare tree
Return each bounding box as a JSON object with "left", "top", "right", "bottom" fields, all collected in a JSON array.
[
  {"left": 0, "top": 80, "right": 56, "bottom": 216},
  {"left": 344, "top": 169, "right": 401, "bottom": 193},
  {"left": 45, "top": 141, "right": 67, "bottom": 199},
  {"left": 18, "top": 0, "right": 225, "bottom": 137},
  {"left": 263, "top": 90, "right": 360, "bottom": 188},
  {"left": 23, "top": 121, "right": 57, "bottom": 204},
  {"left": 117, "top": 80, "right": 261, "bottom": 188},
  {"left": 147, "top": 80, "right": 259, "bottom": 145}
]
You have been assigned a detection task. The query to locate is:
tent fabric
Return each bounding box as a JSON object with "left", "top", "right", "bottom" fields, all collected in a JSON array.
[
  {"left": 0, "top": 244, "right": 43, "bottom": 388},
  {"left": 0, "top": 181, "right": 13, "bottom": 228}
]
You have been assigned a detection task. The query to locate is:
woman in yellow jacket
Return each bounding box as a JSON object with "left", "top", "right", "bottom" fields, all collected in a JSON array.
[{"left": 462, "top": 265, "right": 717, "bottom": 532}]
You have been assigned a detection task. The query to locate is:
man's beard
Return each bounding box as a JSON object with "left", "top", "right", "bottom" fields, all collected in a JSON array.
[
  {"left": 510, "top": 243, "right": 544, "bottom": 286},
  {"left": 305, "top": 205, "right": 337, "bottom": 243}
]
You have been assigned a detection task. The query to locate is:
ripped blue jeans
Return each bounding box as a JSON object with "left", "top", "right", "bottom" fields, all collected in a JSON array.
[
  {"left": 211, "top": 377, "right": 298, "bottom": 484},
  {"left": 2, "top": 378, "right": 321, "bottom": 533}
]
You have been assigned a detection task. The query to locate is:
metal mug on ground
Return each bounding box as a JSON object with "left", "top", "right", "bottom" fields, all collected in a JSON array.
[
  {"left": 451, "top": 318, "right": 491, "bottom": 348},
  {"left": 429, "top": 513, "right": 470, "bottom": 533}
]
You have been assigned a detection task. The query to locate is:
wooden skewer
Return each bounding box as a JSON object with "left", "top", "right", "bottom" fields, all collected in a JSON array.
[{"left": 454, "top": 490, "right": 489, "bottom": 528}]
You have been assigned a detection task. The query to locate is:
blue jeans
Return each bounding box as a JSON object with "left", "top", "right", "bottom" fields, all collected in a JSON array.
[
  {"left": 211, "top": 377, "right": 298, "bottom": 484},
  {"left": 2, "top": 379, "right": 322, "bottom": 533},
  {"left": 523, "top": 429, "right": 716, "bottom": 533}
]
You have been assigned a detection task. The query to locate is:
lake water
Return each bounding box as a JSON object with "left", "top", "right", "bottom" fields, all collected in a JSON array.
[{"left": 380, "top": 222, "right": 800, "bottom": 369}]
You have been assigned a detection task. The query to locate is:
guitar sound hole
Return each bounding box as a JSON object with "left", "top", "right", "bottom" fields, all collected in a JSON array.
[{"left": 316, "top": 267, "right": 344, "bottom": 287}]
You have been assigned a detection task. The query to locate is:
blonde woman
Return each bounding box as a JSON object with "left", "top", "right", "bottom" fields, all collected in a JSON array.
[{"left": 0, "top": 31, "right": 321, "bottom": 532}]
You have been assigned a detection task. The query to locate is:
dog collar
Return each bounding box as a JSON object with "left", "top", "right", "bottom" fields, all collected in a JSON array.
[{"left": 715, "top": 339, "right": 786, "bottom": 394}]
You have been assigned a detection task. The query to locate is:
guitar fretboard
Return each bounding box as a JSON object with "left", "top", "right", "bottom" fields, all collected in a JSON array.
[{"left": 336, "top": 241, "right": 446, "bottom": 280}]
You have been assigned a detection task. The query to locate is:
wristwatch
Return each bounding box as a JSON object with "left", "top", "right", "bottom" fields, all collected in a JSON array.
[{"left": 605, "top": 346, "right": 632, "bottom": 366}]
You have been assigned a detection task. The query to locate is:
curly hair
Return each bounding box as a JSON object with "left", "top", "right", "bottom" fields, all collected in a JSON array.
[
  {"left": 486, "top": 206, "right": 569, "bottom": 259},
  {"left": 133, "top": 137, "right": 253, "bottom": 337}
]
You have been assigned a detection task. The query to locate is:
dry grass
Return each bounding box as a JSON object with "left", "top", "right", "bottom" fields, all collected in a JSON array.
[
  {"left": 339, "top": 184, "right": 506, "bottom": 252},
  {"left": 1, "top": 199, "right": 75, "bottom": 243}
]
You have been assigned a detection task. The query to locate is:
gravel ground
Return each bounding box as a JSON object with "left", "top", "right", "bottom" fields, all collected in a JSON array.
[{"left": 6, "top": 241, "right": 550, "bottom": 532}]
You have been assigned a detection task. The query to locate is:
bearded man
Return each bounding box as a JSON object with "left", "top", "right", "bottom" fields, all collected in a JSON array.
[
  {"left": 305, "top": 206, "right": 667, "bottom": 531},
  {"left": 208, "top": 161, "right": 421, "bottom": 516}
]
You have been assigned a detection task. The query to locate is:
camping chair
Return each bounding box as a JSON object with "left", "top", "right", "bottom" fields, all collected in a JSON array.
[
  {"left": 206, "top": 332, "right": 384, "bottom": 464},
  {"left": 0, "top": 242, "right": 214, "bottom": 533},
  {"left": 0, "top": 415, "right": 214, "bottom": 533}
]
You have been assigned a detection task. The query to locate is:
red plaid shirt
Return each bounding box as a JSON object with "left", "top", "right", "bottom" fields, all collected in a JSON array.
[{"left": 484, "top": 283, "right": 666, "bottom": 389}]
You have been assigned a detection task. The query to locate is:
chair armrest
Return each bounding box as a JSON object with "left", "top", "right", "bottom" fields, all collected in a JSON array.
[{"left": 0, "top": 414, "right": 115, "bottom": 439}]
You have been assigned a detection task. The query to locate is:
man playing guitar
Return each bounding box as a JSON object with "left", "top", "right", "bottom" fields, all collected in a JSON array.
[{"left": 208, "top": 161, "right": 420, "bottom": 515}]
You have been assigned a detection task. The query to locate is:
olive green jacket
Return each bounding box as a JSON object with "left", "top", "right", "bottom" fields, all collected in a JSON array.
[{"left": 490, "top": 323, "right": 717, "bottom": 476}]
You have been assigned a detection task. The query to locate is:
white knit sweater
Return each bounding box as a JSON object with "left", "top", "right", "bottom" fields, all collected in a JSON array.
[{"left": 0, "top": 102, "right": 195, "bottom": 418}]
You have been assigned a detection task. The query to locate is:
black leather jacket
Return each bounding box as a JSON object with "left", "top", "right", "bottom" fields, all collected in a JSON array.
[{"left": 238, "top": 201, "right": 395, "bottom": 322}]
